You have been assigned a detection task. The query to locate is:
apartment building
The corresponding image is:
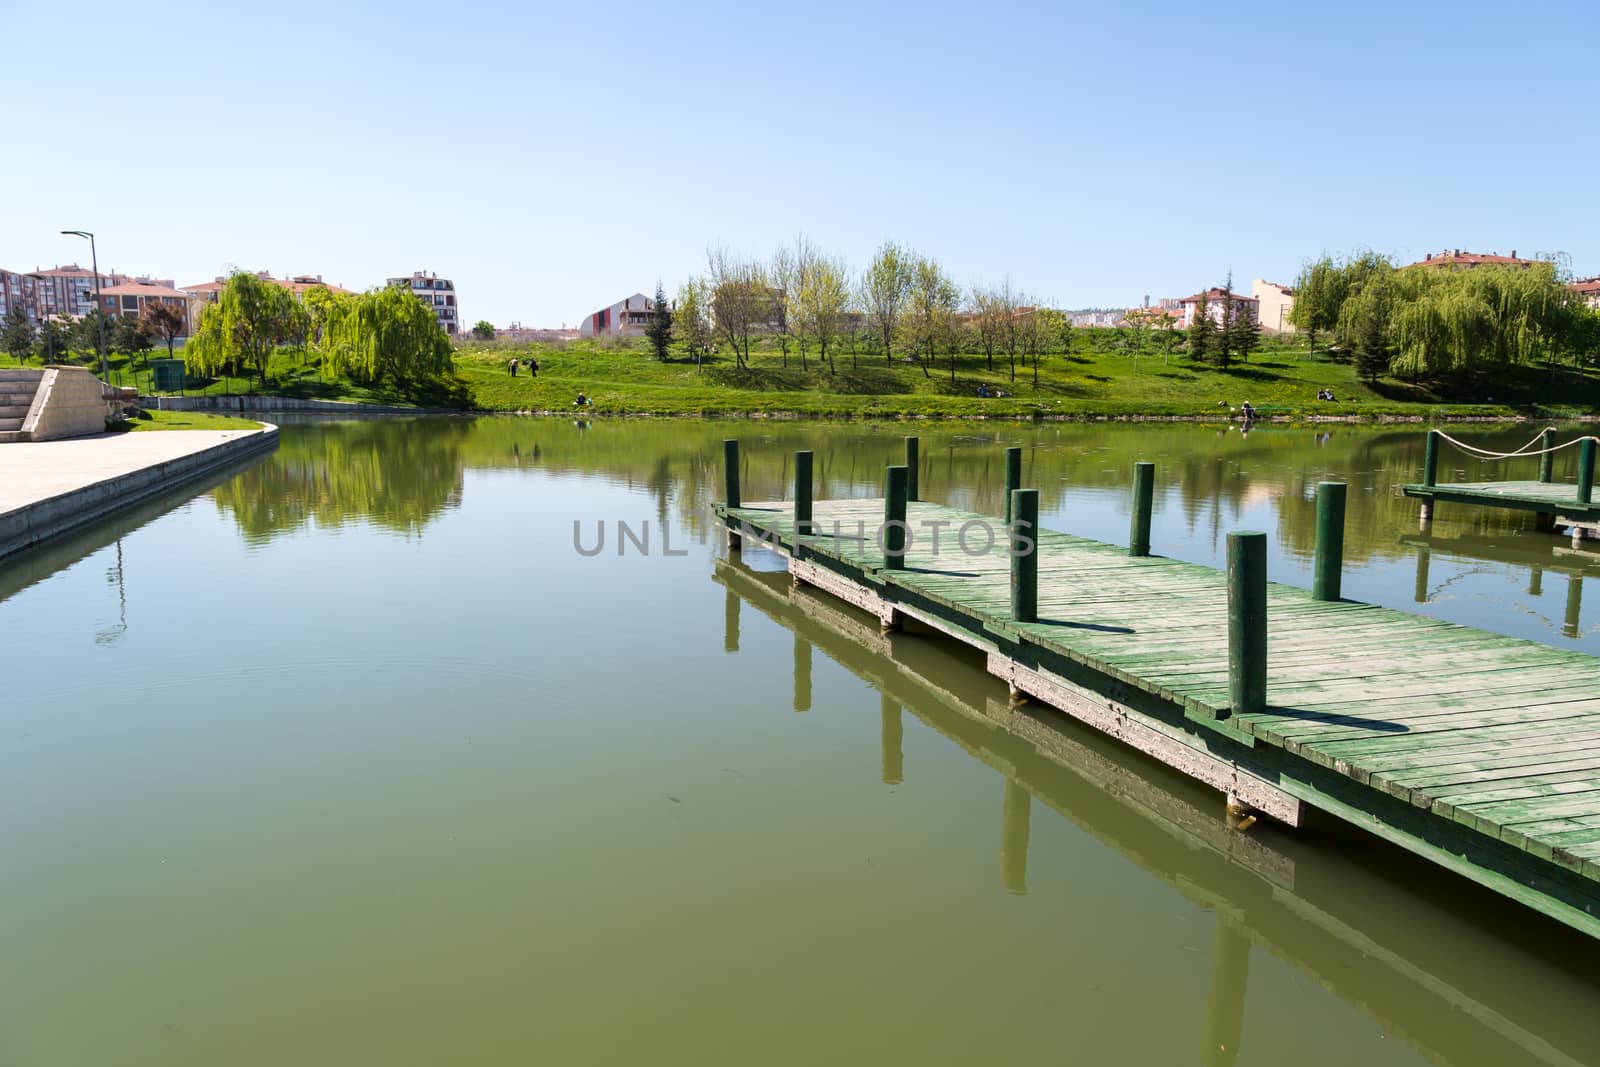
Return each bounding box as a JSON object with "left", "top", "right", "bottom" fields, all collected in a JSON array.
[
  {"left": 579, "top": 293, "right": 655, "bottom": 338},
  {"left": 99, "top": 278, "right": 194, "bottom": 334},
  {"left": 1178, "top": 288, "right": 1261, "bottom": 330},
  {"left": 1250, "top": 279, "right": 1295, "bottom": 333},
  {"left": 387, "top": 271, "right": 459, "bottom": 335},
  {"left": 32, "top": 264, "right": 111, "bottom": 318},
  {"left": 1407, "top": 249, "right": 1538, "bottom": 270},
  {"left": 0, "top": 269, "right": 42, "bottom": 326}
]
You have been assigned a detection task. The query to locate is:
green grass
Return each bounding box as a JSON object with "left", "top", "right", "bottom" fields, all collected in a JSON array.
[
  {"left": 448, "top": 335, "right": 1585, "bottom": 420},
  {"left": 121, "top": 410, "right": 264, "bottom": 432},
  {"left": 10, "top": 331, "right": 1599, "bottom": 421}
]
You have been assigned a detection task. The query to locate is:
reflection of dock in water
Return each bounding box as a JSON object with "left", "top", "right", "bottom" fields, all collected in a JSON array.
[
  {"left": 715, "top": 558, "right": 1600, "bottom": 1067},
  {"left": 1402, "top": 529, "right": 1598, "bottom": 639}
]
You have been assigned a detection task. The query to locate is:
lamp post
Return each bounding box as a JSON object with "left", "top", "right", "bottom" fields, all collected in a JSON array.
[{"left": 60, "top": 229, "right": 108, "bottom": 380}]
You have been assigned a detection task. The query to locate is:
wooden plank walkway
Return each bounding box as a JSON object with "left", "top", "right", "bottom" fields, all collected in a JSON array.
[
  {"left": 715, "top": 495, "right": 1600, "bottom": 937},
  {"left": 1400, "top": 479, "right": 1600, "bottom": 522}
]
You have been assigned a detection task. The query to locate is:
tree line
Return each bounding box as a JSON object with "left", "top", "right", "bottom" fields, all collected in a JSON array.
[
  {"left": 1291, "top": 252, "right": 1599, "bottom": 383},
  {"left": 1, "top": 301, "right": 186, "bottom": 369},
  {"left": 659, "top": 238, "right": 1070, "bottom": 385}
]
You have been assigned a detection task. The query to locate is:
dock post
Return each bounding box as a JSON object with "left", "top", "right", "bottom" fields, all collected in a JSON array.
[
  {"left": 1130, "top": 461, "right": 1155, "bottom": 557},
  {"left": 1312, "top": 481, "right": 1347, "bottom": 601},
  {"left": 1010, "top": 488, "right": 1039, "bottom": 624},
  {"left": 884, "top": 465, "right": 909, "bottom": 570},
  {"left": 1003, "top": 446, "right": 1022, "bottom": 525},
  {"left": 1539, "top": 429, "right": 1555, "bottom": 483},
  {"left": 1565, "top": 576, "right": 1583, "bottom": 641},
  {"left": 1001, "top": 780, "right": 1031, "bottom": 894},
  {"left": 794, "top": 450, "right": 814, "bottom": 551},
  {"left": 1579, "top": 438, "right": 1595, "bottom": 505},
  {"left": 1423, "top": 429, "right": 1440, "bottom": 487},
  {"left": 723, "top": 439, "right": 741, "bottom": 550},
  {"left": 905, "top": 436, "right": 920, "bottom": 501},
  {"left": 1414, "top": 548, "right": 1431, "bottom": 604},
  {"left": 1227, "top": 532, "right": 1268, "bottom": 717}
]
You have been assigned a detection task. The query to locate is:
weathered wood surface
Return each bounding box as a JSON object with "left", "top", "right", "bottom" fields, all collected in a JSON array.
[
  {"left": 1401, "top": 479, "right": 1600, "bottom": 521},
  {"left": 717, "top": 496, "right": 1600, "bottom": 933}
]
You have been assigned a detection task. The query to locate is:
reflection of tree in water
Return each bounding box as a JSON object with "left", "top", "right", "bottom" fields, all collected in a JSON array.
[
  {"left": 219, "top": 417, "right": 1584, "bottom": 564},
  {"left": 211, "top": 418, "right": 468, "bottom": 543}
]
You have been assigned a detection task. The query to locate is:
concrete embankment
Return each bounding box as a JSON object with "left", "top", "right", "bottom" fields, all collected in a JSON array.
[
  {"left": 141, "top": 394, "right": 456, "bottom": 416},
  {"left": 0, "top": 425, "right": 278, "bottom": 562}
]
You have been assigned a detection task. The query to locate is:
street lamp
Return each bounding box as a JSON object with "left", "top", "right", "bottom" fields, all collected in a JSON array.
[{"left": 60, "top": 229, "right": 108, "bottom": 380}]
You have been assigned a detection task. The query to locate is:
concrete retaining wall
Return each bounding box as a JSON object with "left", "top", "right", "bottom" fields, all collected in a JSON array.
[
  {"left": 24, "top": 367, "right": 113, "bottom": 442},
  {"left": 0, "top": 426, "right": 279, "bottom": 562},
  {"left": 141, "top": 394, "right": 454, "bottom": 416}
]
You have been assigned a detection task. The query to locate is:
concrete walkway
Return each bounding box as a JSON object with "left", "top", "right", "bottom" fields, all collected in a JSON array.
[{"left": 0, "top": 426, "right": 277, "bottom": 559}]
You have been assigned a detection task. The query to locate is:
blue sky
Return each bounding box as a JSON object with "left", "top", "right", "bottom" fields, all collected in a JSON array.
[{"left": 2, "top": 0, "right": 1595, "bottom": 325}]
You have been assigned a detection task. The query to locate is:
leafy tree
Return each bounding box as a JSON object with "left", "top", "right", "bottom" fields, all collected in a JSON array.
[
  {"left": 1188, "top": 291, "right": 1213, "bottom": 363},
  {"left": 862, "top": 241, "right": 913, "bottom": 366},
  {"left": 471, "top": 320, "right": 496, "bottom": 340},
  {"left": 907, "top": 256, "right": 960, "bottom": 382},
  {"left": 33, "top": 319, "right": 67, "bottom": 363},
  {"left": 797, "top": 245, "right": 849, "bottom": 375},
  {"left": 317, "top": 284, "right": 455, "bottom": 391},
  {"left": 644, "top": 282, "right": 673, "bottom": 362},
  {"left": 114, "top": 314, "right": 154, "bottom": 369},
  {"left": 71, "top": 309, "right": 111, "bottom": 367},
  {"left": 675, "top": 278, "right": 713, "bottom": 369},
  {"left": 185, "top": 272, "right": 298, "bottom": 383},
  {"left": 770, "top": 243, "right": 797, "bottom": 368},
  {"left": 1347, "top": 278, "right": 1392, "bottom": 384},
  {"left": 1229, "top": 300, "right": 1261, "bottom": 363},
  {"left": 971, "top": 285, "right": 1005, "bottom": 373},
  {"left": 2, "top": 307, "right": 32, "bottom": 365},
  {"left": 706, "top": 246, "right": 766, "bottom": 369},
  {"left": 140, "top": 300, "right": 186, "bottom": 358}
]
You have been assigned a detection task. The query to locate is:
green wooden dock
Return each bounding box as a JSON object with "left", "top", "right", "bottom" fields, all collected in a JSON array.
[
  {"left": 714, "top": 438, "right": 1600, "bottom": 938},
  {"left": 1400, "top": 428, "right": 1600, "bottom": 527}
]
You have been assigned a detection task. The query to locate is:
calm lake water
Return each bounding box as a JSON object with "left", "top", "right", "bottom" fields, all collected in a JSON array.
[{"left": 3, "top": 417, "right": 1599, "bottom": 1066}]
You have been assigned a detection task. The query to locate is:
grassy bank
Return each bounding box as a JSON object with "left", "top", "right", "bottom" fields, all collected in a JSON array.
[
  {"left": 10, "top": 332, "right": 1598, "bottom": 420},
  {"left": 122, "top": 410, "right": 264, "bottom": 432}
]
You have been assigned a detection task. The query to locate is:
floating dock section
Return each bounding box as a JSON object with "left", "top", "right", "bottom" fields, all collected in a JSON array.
[{"left": 714, "top": 437, "right": 1600, "bottom": 938}]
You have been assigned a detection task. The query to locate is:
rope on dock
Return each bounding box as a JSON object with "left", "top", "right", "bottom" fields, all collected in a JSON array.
[{"left": 1433, "top": 428, "right": 1600, "bottom": 460}]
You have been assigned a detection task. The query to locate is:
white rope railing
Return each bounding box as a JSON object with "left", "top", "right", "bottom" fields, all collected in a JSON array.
[{"left": 1433, "top": 428, "right": 1600, "bottom": 461}]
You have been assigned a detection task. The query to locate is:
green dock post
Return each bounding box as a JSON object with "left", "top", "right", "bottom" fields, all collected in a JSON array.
[
  {"left": 1539, "top": 429, "right": 1555, "bottom": 483},
  {"left": 905, "top": 436, "right": 920, "bottom": 501},
  {"left": 1423, "top": 430, "right": 1440, "bottom": 488},
  {"left": 884, "top": 465, "right": 909, "bottom": 569},
  {"left": 723, "top": 439, "right": 742, "bottom": 550},
  {"left": 1130, "top": 461, "right": 1155, "bottom": 557},
  {"left": 1579, "top": 438, "right": 1595, "bottom": 505},
  {"left": 1564, "top": 575, "right": 1583, "bottom": 641},
  {"left": 1010, "top": 488, "right": 1039, "bottom": 623},
  {"left": 723, "top": 439, "right": 740, "bottom": 507},
  {"left": 1312, "top": 481, "right": 1347, "bottom": 601},
  {"left": 1227, "top": 531, "right": 1268, "bottom": 717},
  {"left": 1003, "top": 447, "right": 1022, "bottom": 525},
  {"left": 794, "top": 450, "right": 813, "bottom": 543}
]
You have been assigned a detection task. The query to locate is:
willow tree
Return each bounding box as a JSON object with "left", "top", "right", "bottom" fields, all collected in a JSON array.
[
  {"left": 184, "top": 272, "right": 298, "bottom": 382},
  {"left": 318, "top": 284, "right": 454, "bottom": 391}
]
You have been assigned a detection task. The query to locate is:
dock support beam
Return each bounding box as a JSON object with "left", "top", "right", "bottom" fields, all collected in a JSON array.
[
  {"left": 905, "top": 436, "right": 919, "bottom": 501},
  {"left": 1539, "top": 429, "right": 1555, "bottom": 483},
  {"left": 1312, "top": 481, "right": 1346, "bottom": 601},
  {"left": 1130, "top": 461, "right": 1155, "bottom": 557},
  {"left": 1227, "top": 532, "right": 1267, "bottom": 717},
  {"left": 1423, "top": 429, "right": 1440, "bottom": 488},
  {"left": 1003, "top": 446, "right": 1022, "bottom": 526},
  {"left": 1579, "top": 438, "right": 1595, "bottom": 505},
  {"left": 884, "top": 465, "right": 909, "bottom": 570},
  {"left": 793, "top": 449, "right": 813, "bottom": 552},
  {"left": 1011, "top": 489, "right": 1039, "bottom": 624},
  {"left": 723, "top": 439, "right": 741, "bottom": 550}
]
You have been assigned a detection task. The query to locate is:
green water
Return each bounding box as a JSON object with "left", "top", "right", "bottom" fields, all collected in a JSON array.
[{"left": 2, "top": 417, "right": 1598, "bottom": 1066}]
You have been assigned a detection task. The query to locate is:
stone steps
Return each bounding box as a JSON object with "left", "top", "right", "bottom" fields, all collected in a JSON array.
[
  {"left": 0, "top": 431, "right": 24, "bottom": 443},
  {"left": 0, "top": 418, "right": 22, "bottom": 432}
]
